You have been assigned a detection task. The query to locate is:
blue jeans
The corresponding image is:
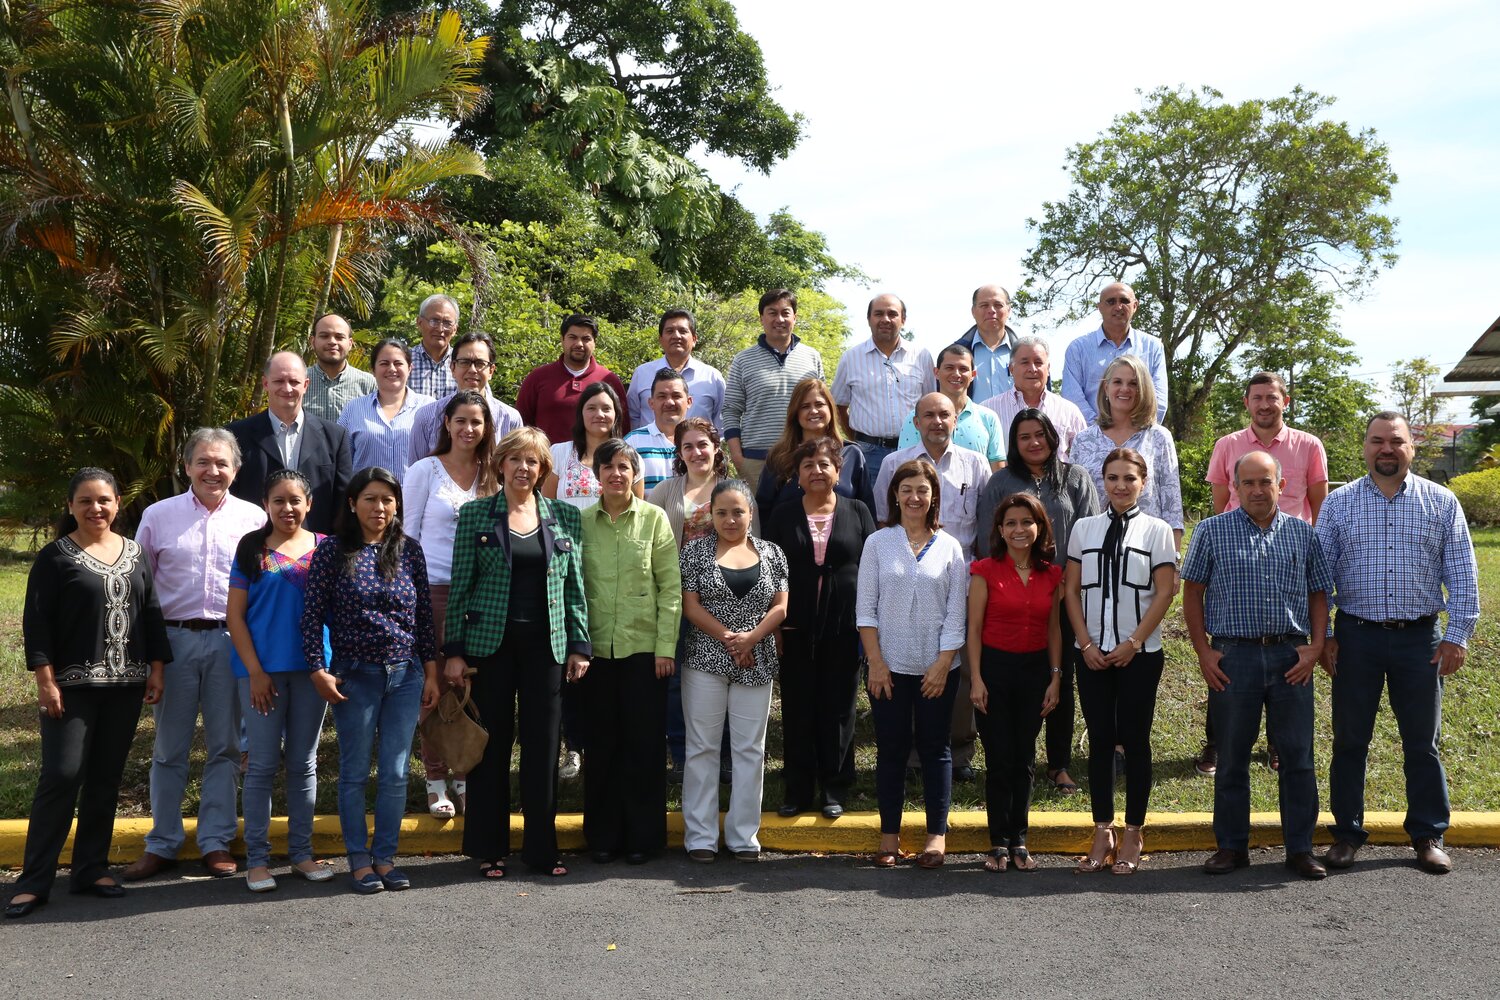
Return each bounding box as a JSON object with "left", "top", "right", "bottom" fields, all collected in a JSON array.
[
  {"left": 238, "top": 672, "right": 326, "bottom": 868},
  {"left": 1329, "top": 616, "right": 1447, "bottom": 845},
  {"left": 852, "top": 439, "right": 895, "bottom": 493},
  {"left": 145, "top": 627, "right": 239, "bottom": 857},
  {"left": 1207, "top": 640, "right": 1316, "bottom": 854},
  {"left": 329, "top": 659, "right": 425, "bottom": 869},
  {"left": 870, "top": 669, "right": 959, "bottom": 835}
]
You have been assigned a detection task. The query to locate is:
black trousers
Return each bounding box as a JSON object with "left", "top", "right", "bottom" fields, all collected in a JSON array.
[
  {"left": 17, "top": 686, "right": 143, "bottom": 897},
  {"left": 463, "top": 623, "right": 564, "bottom": 869},
  {"left": 1043, "top": 618, "right": 1077, "bottom": 772},
  {"left": 1075, "top": 648, "right": 1165, "bottom": 826},
  {"left": 975, "top": 647, "right": 1050, "bottom": 847},
  {"left": 580, "top": 652, "right": 667, "bottom": 854},
  {"left": 778, "top": 629, "right": 860, "bottom": 808}
]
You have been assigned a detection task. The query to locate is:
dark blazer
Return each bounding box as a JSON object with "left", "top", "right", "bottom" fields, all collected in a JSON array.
[
  {"left": 226, "top": 410, "right": 352, "bottom": 535},
  {"left": 766, "top": 495, "right": 875, "bottom": 641},
  {"left": 755, "top": 442, "right": 872, "bottom": 523}
]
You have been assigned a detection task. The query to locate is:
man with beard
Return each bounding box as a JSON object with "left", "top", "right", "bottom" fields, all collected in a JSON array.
[
  {"left": 303, "top": 313, "right": 375, "bottom": 422},
  {"left": 516, "top": 314, "right": 627, "bottom": 444}
]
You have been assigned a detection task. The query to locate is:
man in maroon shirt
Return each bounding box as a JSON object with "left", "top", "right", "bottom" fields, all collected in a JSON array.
[{"left": 515, "top": 313, "right": 628, "bottom": 445}]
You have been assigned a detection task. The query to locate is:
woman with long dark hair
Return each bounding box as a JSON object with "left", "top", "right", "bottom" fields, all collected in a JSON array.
[
  {"left": 301, "top": 466, "right": 439, "bottom": 894},
  {"left": 543, "top": 380, "right": 639, "bottom": 509},
  {"left": 226, "top": 470, "right": 332, "bottom": 891},
  {"left": 8, "top": 469, "right": 170, "bottom": 919},
  {"left": 756, "top": 378, "right": 869, "bottom": 521}
]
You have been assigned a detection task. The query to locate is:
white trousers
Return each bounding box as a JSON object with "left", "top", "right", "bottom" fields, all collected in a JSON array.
[{"left": 680, "top": 668, "right": 772, "bottom": 853}]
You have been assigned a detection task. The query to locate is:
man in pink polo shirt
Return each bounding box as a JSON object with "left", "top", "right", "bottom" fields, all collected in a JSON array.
[{"left": 1194, "top": 370, "right": 1329, "bottom": 775}]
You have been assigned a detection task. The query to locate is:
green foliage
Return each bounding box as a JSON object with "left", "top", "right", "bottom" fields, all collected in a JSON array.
[
  {"left": 1450, "top": 468, "right": 1500, "bottom": 525},
  {"left": 1390, "top": 357, "right": 1446, "bottom": 472},
  {"left": 1022, "top": 85, "right": 1398, "bottom": 441},
  {"left": 691, "top": 289, "right": 853, "bottom": 381}
]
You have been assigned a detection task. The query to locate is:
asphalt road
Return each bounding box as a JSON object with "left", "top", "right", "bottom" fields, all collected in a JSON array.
[{"left": 4, "top": 846, "right": 1498, "bottom": 999}]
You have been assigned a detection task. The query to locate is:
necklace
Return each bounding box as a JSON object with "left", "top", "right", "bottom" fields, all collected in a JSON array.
[{"left": 904, "top": 528, "right": 932, "bottom": 553}]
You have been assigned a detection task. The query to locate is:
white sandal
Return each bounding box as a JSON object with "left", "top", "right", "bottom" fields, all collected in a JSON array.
[
  {"left": 452, "top": 779, "right": 467, "bottom": 816},
  {"left": 426, "top": 779, "right": 455, "bottom": 819}
]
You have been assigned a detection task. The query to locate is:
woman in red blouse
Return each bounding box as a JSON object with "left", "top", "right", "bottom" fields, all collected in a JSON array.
[{"left": 966, "top": 492, "right": 1063, "bottom": 871}]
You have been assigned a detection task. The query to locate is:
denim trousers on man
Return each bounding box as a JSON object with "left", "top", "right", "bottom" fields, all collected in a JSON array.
[
  {"left": 852, "top": 439, "right": 895, "bottom": 488},
  {"left": 145, "top": 626, "right": 240, "bottom": 858},
  {"left": 872, "top": 669, "right": 959, "bottom": 836},
  {"left": 238, "top": 672, "right": 326, "bottom": 868},
  {"left": 329, "top": 659, "right": 425, "bottom": 870},
  {"left": 1207, "top": 640, "right": 1316, "bottom": 854},
  {"left": 1329, "top": 616, "right": 1448, "bottom": 845}
]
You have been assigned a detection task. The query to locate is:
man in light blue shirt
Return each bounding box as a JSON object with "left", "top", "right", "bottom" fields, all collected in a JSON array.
[
  {"left": 896, "top": 344, "right": 1005, "bottom": 469},
  {"left": 625, "top": 310, "right": 725, "bottom": 431},
  {"left": 951, "top": 283, "right": 1018, "bottom": 402},
  {"left": 1061, "top": 282, "right": 1169, "bottom": 423}
]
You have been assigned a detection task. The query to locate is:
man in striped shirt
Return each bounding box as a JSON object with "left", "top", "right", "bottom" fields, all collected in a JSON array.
[
  {"left": 723, "top": 288, "right": 825, "bottom": 487},
  {"left": 624, "top": 368, "right": 692, "bottom": 491},
  {"left": 832, "top": 293, "right": 935, "bottom": 479}
]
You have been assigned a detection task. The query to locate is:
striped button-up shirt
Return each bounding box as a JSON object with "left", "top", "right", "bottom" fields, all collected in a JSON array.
[
  {"left": 978, "top": 388, "right": 1088, "bottom": 463},
  {"left": 135, "top": 490, "right": 268, "bottom": 622},
  {"left": 1181, "top": 508, "right": 1332, "bottom": 638},
  {"left": 304, "top": 364, "right": 376, "bottom": 423},
  {"left": 722, "top": 335, "right": 824, "bottom": 453},
  {"left": 407, "top": 343, "right": 456, "bottom": 399},
  {"left": 337, "top": 389, "right": 435, "bottom": 481},
  {"left": 1314, "top": 474, "right": 1479, "bottom": 645},
  {"left": 831, "top": 338, "right": 935, "bottom": 440}
]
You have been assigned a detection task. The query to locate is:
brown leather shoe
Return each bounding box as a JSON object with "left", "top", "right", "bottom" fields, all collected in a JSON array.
[
  {"left": 1202, "top": 848, "right": 1249, "bottom": 874},
  {"left": 1285, "top": 852, "right": 1327, "bottom": 880},
  {"left": 1412, "top": 838, "right": 1452, "bottom": 874},
  {"left": 201, "top": 849, "right": 238, "bottom": 878},
  {"left": 121, "top": 852, "right": 178, "bottom": 882},
  {"left": 1324, "top": 839, "right": 1360, "bottom": 869}
]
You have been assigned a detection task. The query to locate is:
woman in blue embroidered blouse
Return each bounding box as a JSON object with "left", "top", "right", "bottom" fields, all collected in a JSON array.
[
  {"left": 226, "top": 470, "right": 332, "bottom": 893},
  {"left": 301, "top": 466, "right": 438, "bottom": 895}
]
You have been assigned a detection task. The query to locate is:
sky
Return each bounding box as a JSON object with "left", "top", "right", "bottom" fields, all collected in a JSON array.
[{"left": 699, "top": 0, "right": 1500, "bottom": 415}]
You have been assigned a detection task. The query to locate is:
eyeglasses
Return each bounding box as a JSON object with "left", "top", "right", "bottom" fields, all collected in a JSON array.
[
  {"left": 421, "top": 316, "right": 457, "bottom": 329},
  {"left": 453, "top": 358, "right": 493, "bottom": 371},
  {"left": 1103, "top": 297, "right": 1136, "bottom": 307}
]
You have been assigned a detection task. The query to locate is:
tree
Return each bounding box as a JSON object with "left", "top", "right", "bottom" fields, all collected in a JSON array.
[
  {"left": 1390, "top": 356, "right": 1446, "bottom": 474},
  {"left": 1021, "top": 85, "right": 1398, "bottom": 441}
]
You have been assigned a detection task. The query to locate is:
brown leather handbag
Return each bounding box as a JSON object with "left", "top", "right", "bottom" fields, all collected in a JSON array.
[{"left": 419, "top": 682, "right": 488, "bottom": 775}]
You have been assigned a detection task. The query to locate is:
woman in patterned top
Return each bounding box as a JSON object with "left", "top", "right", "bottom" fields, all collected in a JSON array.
[
  {"left": 302, "top": 466, "right": 439, "bottom": 895},
  {"left": 226, "top": 470, "right": 332, "bottom": 893},
  {"left": 9, "top": 469, "right": 170, "bottom": 919},
  {"left": 679, "top": 479, "right": 788, "bottom": 862},
  {"left": 403, "top": 389, "right": 498, "bottom": 819},
  {"left": 543, "top": 380, "right": 639, "bottom": 510}
]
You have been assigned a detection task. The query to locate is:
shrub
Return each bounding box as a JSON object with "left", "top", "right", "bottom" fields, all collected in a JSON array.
[{"left": 1450, "top": 467, "right": 1500, "bottom": 525}]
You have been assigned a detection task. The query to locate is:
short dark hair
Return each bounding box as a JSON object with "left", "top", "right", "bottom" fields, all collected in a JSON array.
[
  {"left": 866, "top": 294, "right": 906, "bottom": 319},
  {"left": 758, "top": 289, "right": 797, "bottom": 315},
  {"left": 592, "top": 436, "right": 642, "bottom": 480},
  {"left": 1365, "top": 410, "right": 1407, "bottom": 436},
  {"left": 790, "top": 436, "right": 844, "bottom": 474},
  {"left": 1244, "top": 370, "right": 1288, "bottom": 397},
  {"left": 56, "top": 467, "right": 120, "bottom": 540},
  {"left": 885, "top": 460, "right": 942, "bottom": 531},
  {"left": 562, "top": 313, "right": 599, "bottom": 338},
  {"left": 659, "top": 309, "right": 696, "bottom": 336},
  {"left": 452, "top": 331, "right": 495, "bottom": 363},
  {"left": 935, "top": 343, "right": 974, "bottom": 369},
  {"left": 651, "top": 367, "right": 688, "bottom": 394}
]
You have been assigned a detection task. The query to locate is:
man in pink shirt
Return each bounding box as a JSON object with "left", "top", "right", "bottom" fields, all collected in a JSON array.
[
  {"left": 123, "top": 428, "right": 266, "bottom": 882},
  {"left": 515, "top": 313, "right": 627, "bottom": 444},
  {"left": 1195, "top": 370, "right": 1329, "bottom": 776}
]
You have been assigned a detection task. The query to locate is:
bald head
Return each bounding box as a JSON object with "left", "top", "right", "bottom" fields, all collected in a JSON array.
[
  {"left": 1233, "top": 450, "right": 1284, "bottom": 526},
  {"left": 263, "top": 351, "right": 309, "bottom": 422},
  {"left": 1098, "top": 281, "right": 1138, "bottom": 339},
  {"left": 914, "top": 391, "right": 956, "bottom": 454}
]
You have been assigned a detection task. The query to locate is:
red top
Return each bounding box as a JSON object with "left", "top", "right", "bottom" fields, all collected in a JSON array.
[
  {"left": 970, "top": 554, "right": 1062, "bottom": 653},
  {"left": 515, "top": 358, "right": 628, "bottom": 445}
]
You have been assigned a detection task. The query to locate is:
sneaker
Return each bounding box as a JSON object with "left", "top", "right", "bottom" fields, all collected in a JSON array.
[
  {"left": 1267, "top": 744, "right": 1280, "bottom": 772},
  {"left": 558, "top": 750, "right": 581, "bottom": 780},
  {"left": 1195, "top": 743, "right": 1218, "bottom": 776}
]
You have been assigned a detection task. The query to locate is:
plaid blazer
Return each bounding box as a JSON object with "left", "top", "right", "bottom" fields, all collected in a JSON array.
[{"left": 443, "top": 492, "right": 591, "bottom": 663}]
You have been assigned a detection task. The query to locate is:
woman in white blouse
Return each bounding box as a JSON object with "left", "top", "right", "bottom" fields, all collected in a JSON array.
[
  {"left": 543, "top": 381, "right": 640, "bottom": 510},
  {"left": 1068, "top": 355, "right": 1184, "bottom": 552},
  {"left": 856, "top": 460, "right": 968, "bottom": 869},
  {"left": 1064, "top": 447, "right": 1176, "bottom": 876},
  {"left": 402, "top": 390, "right": 498, "bottom": 818}
]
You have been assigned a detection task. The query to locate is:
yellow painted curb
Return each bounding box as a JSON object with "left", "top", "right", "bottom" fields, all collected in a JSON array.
[{"left": 2, "top": 812, "right": 1498, "bottom": 866}]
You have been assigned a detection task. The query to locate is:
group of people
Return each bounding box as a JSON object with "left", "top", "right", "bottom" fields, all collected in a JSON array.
[{"left": 8, "top": 283, "right": 1479, "bottom": 918}]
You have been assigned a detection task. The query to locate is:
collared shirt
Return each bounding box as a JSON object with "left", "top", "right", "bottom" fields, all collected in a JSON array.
[
  {"left": 337, "top": 389, "right": 435, "bottom": 481},
  {"left": 304, "top": 363, "right": 376, "bottom": 423},
  {"left": 272, "top": 411, "right": 304, "bottom": 468},
  {"left": 406, "top": 390, "right": 524, "bottom": 466},
  {"left": 971, "top": 555, "right": 1064, "bottom": 654},
  {"left": 623, "top": 423, "right": 678, "bottom": 491},
  {"left": 1314, "top": 474, "right": 1480, "bottom": 646},
  {"left": 872, "top": 442, "right": 991, "bottom": 559},
  {"left": 407, "top": 343, "right": 456, "bottom": 399},
  {"left": 1070, "top": 423, "right": 1184, "bottom": 530},
  {"left": 625, "top": 356, "right": 726, "bottom": 430},
  {"left": 580, "top": 497, "right": 682, "bottom": 659},
  {"left": 1060, "top": 327, "right": 1170, "bottom": 423},
  {"left": 855, "top": 527, "right": 968, "bottom": 675},
  {"left": 969, "top": 332, "right": 1015, "bottom": 403},
  {"left": 1182, "top": 508, "right": 1332, "bottom": 638},
  {"left": 978, "top": 388, "right": 1088, "bottom": 463},
  {"left": 135, "top": 489, "right": 267, "bottom": 622},
  {"left": 831, "top": 338, "right": 935, "bottom": 440},
  {"left": 1067, "top": 508, "right": 1177, "bottom": 652},
  {"left": 722, "top": 335, "right": 825, "bottom": 452},
  {"left": 1206, "top": 424, "right": 1329, "bottom": 522},
  {"left": 896, "top": 396, "right": 1006, "bottom": 465}
]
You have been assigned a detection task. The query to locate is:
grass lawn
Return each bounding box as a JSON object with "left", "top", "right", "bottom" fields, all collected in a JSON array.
[{"left": 1, "top": 526, "right": 1496, "bottom": 821}]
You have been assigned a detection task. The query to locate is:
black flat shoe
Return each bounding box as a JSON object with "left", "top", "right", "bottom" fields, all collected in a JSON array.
[
  {"left": 821, "top": 803, "right": 844, "bottom": 819},
  {"left": 5, "top": 897, "right": 45, "bottom": 918},
  {"left": 71, "top": 881, "right": 125, "bottom": 899},
  {"left": 591, "top": 850, "right": 618, "bottom": 864},
  {"left": 777, "top": 802, "right": 806, "bottom": 818},
  {"left": 624, "top": 852, "right": 649, "bottom": 865}
]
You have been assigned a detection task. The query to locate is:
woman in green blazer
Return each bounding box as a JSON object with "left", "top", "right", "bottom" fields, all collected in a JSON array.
[{"left": 444, "top": 427, "right": 591, "bottom": 879}]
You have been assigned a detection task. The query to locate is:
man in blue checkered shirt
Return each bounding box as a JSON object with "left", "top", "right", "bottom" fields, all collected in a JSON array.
[
  {"left": 1314, "top": 412, "right": 1479, "bottom": 875},
  {"left": 1183, "top": 451, "right": 1332, "bottom": 880}
]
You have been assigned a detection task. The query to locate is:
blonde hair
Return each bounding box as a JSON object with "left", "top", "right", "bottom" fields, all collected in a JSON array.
[
  {"left": 494, "top": 427, "right": 554, "bottom": 485},
  {"left": 1095, "top": 355, "right": 1157, "bottom": 430}
]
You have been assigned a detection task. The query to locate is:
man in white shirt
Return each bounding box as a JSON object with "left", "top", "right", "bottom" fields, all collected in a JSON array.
[
  {"left": 625, "top": 310, "right": 725, "bottom": 430},
  {"left": 978, "top": 335, "right": 1087, "bottom": 461},
  {"left": 625, "top": 369, "right": 693, "bottom": 490},
  {"left": 832, "top": 293, "right": 935, "bottom": 478}
]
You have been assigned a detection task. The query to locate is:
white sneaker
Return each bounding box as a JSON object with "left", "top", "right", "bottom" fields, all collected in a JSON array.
[{"left": 558, "top": 750, "right": 581, "bottom": 780}]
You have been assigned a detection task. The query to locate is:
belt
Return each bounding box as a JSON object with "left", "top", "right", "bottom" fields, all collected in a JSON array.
[
  {"left": 1215, "top": 633, "right": 1307, "bottom": 647},
  {"left": 165, "top": 618, "right": 226, "bottom": 631},
  {"left": 1340, "top": 612, "right": 1438, "bottom": 631},
  {"left": 852, "top": 430, "right": 899, "bottom": 449}
]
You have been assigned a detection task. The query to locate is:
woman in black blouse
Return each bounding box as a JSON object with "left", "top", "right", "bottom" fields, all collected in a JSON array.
[
  {"left": 9, "top": 469, "right": 170, "bottom": 919},
  {"left": 767, "top": 437, "right": 875, "bottom": 819}
]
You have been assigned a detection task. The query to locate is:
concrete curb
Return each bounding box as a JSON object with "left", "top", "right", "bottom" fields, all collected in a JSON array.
[{"left": 3, "top": 811, "right": 1499, "bottom": 866}]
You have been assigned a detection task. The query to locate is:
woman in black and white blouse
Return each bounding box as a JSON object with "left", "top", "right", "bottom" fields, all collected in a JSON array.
[{"left": 678, "top": 480, "right": 788, "bottom": 863}]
